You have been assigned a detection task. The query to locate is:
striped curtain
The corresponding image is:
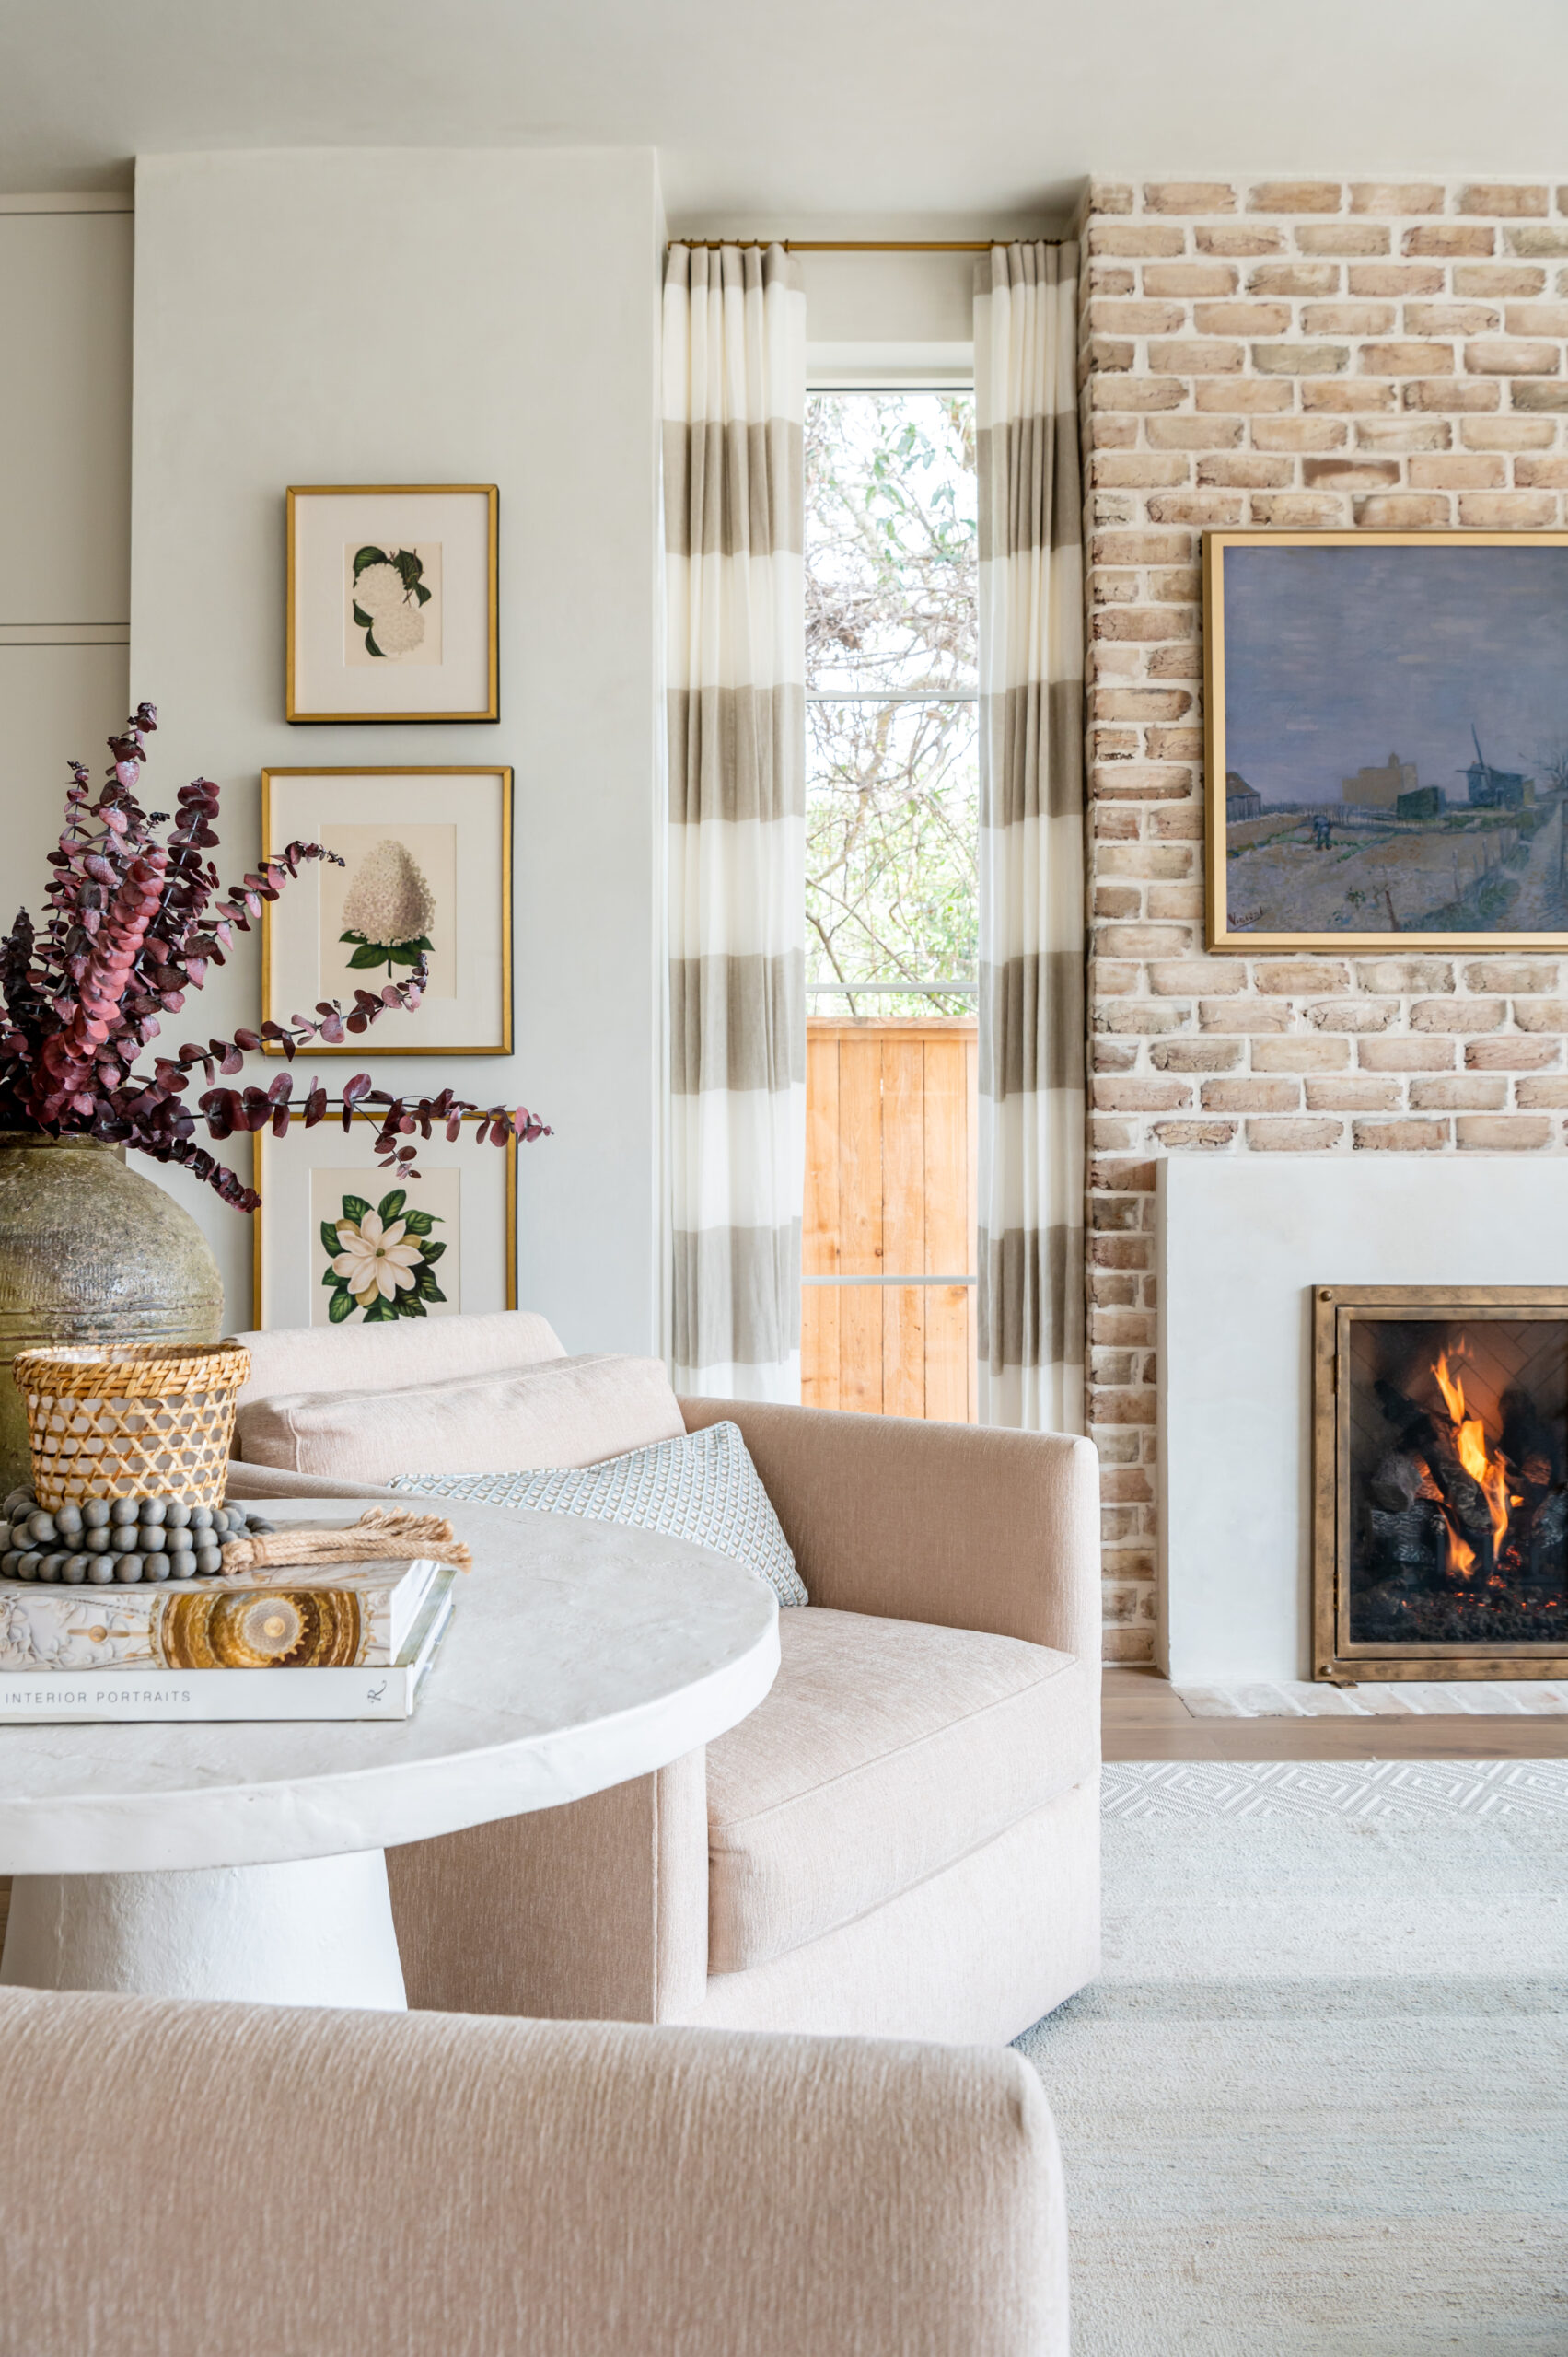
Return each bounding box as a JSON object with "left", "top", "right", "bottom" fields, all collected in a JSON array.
[
  {"left": 663, "top": 243, "right": 807, "bottom": 1400},
  {"left": 975, "top": 242, "right": 1086, "bottom": 1434}
]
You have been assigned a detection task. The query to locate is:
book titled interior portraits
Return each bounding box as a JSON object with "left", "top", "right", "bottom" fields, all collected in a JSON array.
[
  {"left": 261, "top": 768, "right": 512, "bottom": 1055},
  {"left": 286, "top": 485, "right": 498, "bottom": 721},
  {"left": 1204, "top": 531, "right": 1568, "bottom": 952}
]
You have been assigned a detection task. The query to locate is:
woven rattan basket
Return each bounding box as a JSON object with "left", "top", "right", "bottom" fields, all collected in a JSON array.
[{"left": 12, "top": 1341, "right": 252, "bottom": 1509}]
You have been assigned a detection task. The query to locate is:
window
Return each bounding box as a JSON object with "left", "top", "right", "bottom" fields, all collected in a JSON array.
[{"left": 801, "top": 392, "right": 980, "bottom": 1420}]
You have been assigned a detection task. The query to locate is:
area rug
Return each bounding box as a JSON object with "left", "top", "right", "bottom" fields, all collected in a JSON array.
[
  {"left": 1178, "top": 1680, "right": 1568, "bottom": 1718},
  {"left": 1016, "top": 1761, "right": 1568, "bottom": 2355}
]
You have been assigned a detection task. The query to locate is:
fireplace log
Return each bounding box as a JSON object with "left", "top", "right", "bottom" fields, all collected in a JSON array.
[
  {"left": 1373, "top": 1376, "right": 1494, "bottom": 1572},
  {"left": 1368, "top": 1450, "right": 1430, "bottom": 1512}
]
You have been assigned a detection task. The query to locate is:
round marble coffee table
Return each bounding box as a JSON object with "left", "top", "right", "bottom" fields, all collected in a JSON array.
[{"left": 0, "top": 1496, "right": 778, "bottom": 2010}]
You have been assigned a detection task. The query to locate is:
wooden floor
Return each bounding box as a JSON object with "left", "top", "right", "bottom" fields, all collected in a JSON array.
[{"left": 1104, "top": 1667, "right": 1568, "bottom": 1759}]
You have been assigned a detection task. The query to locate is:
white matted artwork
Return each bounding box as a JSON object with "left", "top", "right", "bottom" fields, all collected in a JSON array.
[
  {"left": 261, "top": 768, "right": 511, "bottom": 1054},
  {"left": 286, "top": 485, "right": 497, "bottom": 722},
  {"left": 252, "top": 1117, "right": 517, "bottom": 1329}
]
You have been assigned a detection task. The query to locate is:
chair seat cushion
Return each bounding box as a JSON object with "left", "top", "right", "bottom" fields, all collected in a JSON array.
[{"left": 705, "top": 1607, "right": 1097, "bottom": 1975}]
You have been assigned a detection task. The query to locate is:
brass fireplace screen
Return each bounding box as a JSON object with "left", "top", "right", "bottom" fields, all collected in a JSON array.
[{"left": 1312, "top": 1286, "right": 1568, "bottom": 1683}]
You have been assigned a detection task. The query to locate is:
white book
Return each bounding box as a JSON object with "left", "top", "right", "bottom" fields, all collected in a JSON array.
[{"left": 0, "top": 1573, "right": 456, "bottom": 1723}]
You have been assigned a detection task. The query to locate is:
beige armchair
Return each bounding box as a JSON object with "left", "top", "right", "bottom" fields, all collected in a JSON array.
[
  {"left": 381, "top": 1398, "right": 1100, "bottom": 2045},
  {"left": 0, "top": 1985, "right": 1069, "bottom": 2355}
]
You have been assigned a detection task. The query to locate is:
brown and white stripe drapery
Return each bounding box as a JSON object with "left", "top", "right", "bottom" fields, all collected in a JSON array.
[
  {"left": 975, "top": 242, "right": 1086, "bottom": 1433},
  {"left": 663, "top": 243, "right": 807, "bottom": 1399}
]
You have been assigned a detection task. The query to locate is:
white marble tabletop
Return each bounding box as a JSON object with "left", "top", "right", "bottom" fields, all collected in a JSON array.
[{"left": 0, "top": 1496, "right": 780, "bottom": 1876}]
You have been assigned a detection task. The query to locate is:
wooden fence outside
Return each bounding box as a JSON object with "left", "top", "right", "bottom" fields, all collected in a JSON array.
[{"left": 802, "top": 1018, "right": 978, "bottom": 1422}]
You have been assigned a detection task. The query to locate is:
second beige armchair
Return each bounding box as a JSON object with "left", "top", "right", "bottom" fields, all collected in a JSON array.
[{"left": 384, "top": 1398, "right": 1101, "bottom": 2045}]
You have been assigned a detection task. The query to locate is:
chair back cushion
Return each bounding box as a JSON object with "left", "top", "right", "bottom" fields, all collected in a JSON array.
[
  {"left": 231, "top": 1310, "right": 565, "bottom": 1410},
  {"left": 392, "top": 1421, "right": 808, "bottom": 1608},
  {"left": 234, "top": 1353, "right": 684, "bottom": 1482}
]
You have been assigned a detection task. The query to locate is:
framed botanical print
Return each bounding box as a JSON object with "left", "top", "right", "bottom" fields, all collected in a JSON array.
[
  {"left": 252, "top": 1115, "right": 517, "bottom": 1329},
  {"left": 285, "top": 484, "right": 498, "bottom": 723},
  {"left": 261, "top": 768, "right": 512, "bottom": 1054},
  {"left": 1204, "top": 530, "right": 1568, "bottom": 952}
]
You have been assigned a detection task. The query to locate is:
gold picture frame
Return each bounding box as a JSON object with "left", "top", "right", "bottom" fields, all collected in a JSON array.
[
  {"left": 1204, "top": 529, "right": 1568, "bottom": 953},
  {"left": 285, "top": 483, "right": 499, "bottom": 724},
  {"left": 261, "top": 767, "right": 513, "bottom": 1056},
  {"left": 251, "top": 1112, "right": 517, "bottom": 1330}
]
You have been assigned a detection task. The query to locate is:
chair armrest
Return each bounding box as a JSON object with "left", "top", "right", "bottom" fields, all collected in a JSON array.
[
  {"left": 680, "top": 1398, "right": 1101, "bottom": 1663},
  {"left": 0, "top": 1987, "right": 1069, "bottom": 2357}
]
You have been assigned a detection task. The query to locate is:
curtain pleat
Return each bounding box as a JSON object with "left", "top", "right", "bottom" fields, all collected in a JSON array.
[
  {"left": 664, "top": 243, "right": 807, "bottom": 1399},
  {"left": 974, "top": 242, "right": 1086, "bottom": 1434}
]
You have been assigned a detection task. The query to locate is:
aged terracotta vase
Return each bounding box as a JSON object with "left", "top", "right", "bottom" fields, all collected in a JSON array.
[{"left": 0, "top": 1133, "right": 224, "bottom": 1492}]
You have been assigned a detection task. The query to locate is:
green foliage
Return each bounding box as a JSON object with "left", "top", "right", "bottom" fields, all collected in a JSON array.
[
  {"left": 805, "top": 394, "right": 978, "bottom": 1019},
  {"left": 341, "top": 929, "right": 435, "bottom": 975}
]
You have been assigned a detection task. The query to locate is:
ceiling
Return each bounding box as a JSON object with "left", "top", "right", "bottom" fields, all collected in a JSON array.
[{"left": 5, "top": 0, "right": 1565, "bottom": 222}]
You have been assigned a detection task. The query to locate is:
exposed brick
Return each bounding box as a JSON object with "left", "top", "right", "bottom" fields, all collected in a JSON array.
[
  {"left": 1458, "top": 491, "right": 1560, "bottom": 525},
  {"left": 1249, "top": 180, "right": 1342, "bottom": 213},
  {"left": 1456, "top": 1113, "right": 1554, "bottom": 1148},
  {"left": 1145, "top": 876, "right": 1204, "bottom": 911},
  {"left": 1102, "top": 1626, "right": 1155, "bottom": 1664},
  {"left": 1301, "top": 380, "right": 1399, "bottom": 412},
  {"left": 1097, "top": 842, "right": 1193, "bottom": 878},
  {"left": 1301, "top": 457, "right": 1400, "bottom": 490},
  {"left": 1089, "top": 1272, "right": 1139, "bottom": 1306},
  {"left": 1097, "top": 923, "right": 1198, "bottom": 963},
  {"left": 1088, "top": 180, "right": 1135, "bottom": 214},
  {"left": 1515, "top": 1078, "right": 1568, "bottom": 1108},
  {"left": 1352, "top": 493, "right": 1452, "bottom": 526},
  {"left": 1091, "top": 530, "right": 1193, "bottom": 565},
  {"left": 1095, "top": 601, "right": 1202, "bottom": 636},
  {"left": 1087, "top": 222, "right": 1188, "bottom": 258},
  {"left": 1251, "top": 417, "right": 1350, "bottom": 451},
  {"left": 1091, "top": 299, "right": 1188, "bottom": 336},
  {"left": 1097, "top": 1002, "right": 1188, "bottom": 1035},
  {"left": 1514, "top": 457, "right": 1568, "bottom": 486},
  {"left": 1353, "top": 1118, "right": 1450, "bottom": 1149},
  {"left": 1195, "top": 225, "right": 1283, "bottom": 257},
  {"left": 1249, "top": 1036, "right": 1351, "bottom": 1071},
  {"left": 1357, "top": 1037, "right": 1458, "bottom": 1071},
  {"left": 1093, "top": 686, "right": 1192, "bottom": 718},
  {"left": 1296, "top": 225, "right": 1390, "bottom": 256},
  {"left": 1460, "top": 416, "right": 1558, "bottom": 447},
  {"left": 1506, "top": 302, "right": 1568, "bottom": 335},
  {"left": 1196, "top": 998, "right": 1292, "bottom": 1032},
  {"left": 1306, "top": 999, "right": 1399, "bottom": 1032},
  {"left": 1404, "top": 225, "right": 1495, "bottom": 257},
  {"left": 1099, "top": 1461, "right": 1155, "bottom": 1497},
  {"left": 1194, "top": 454, "right": 1292, "bottom": 488},
  {"left": 1402, "top": 302, "right": 1502, "bottom": 336},
  {"left": 1091, "top": 1039, "right": 1139, "bottom": 1071},
  {"left": 1350, "top": 264, "right": 1446, "bottom": 296},
  {"left": 1400, "top": 378, "right": 1502, "bottom": 411},
  {"left": 1191, "top": 300, "right": 1291, "bottom": 336},
  {"left": 1466, "top": 338, "right": 1562, "bottom": 375},
  {"left": 1408, "top": 1075, "right": 1508, "bottom": 1109},
  {"left": 1089, "top": 377, "right": 1189, "bottom": 412},
  {"left": 1252, "top": 342, "right": 1348, "bottom": 374},
  {"left": 1466, "top": 1036, "right": 1562, "bottom": 1070},
  {"left": 1147, "top": 645, "right": 1203, "bottom": 677},
  {"left": 1089, "top": 1386, "right": 1157, "bottom": 1422},
  {"left": 1200, "top": 1077, "right": 1300, "bottom": 1111},
  {"left": 1246, "top": 261, "right": 1340, "bottom": 296},
  {"left": 1087, "top": 337, "right": 1135, "bottom": 374},
  {"left": 1305, "top": 1077, "right": 1402, "bottom": 1111},
  {"left": 1463, "top": 959, "right": 1562, "bottom": 992},
  {"left": 1143, "top": 262, "right": 1239, "bottom": 297},
  {"left": 1150, "top": 807, "right": 1204, "bottom": 839},
  {"left": 1459, "top": 183, "right": 1548, "bottom": 217},
  {"left": 1245, "top": 1117, "right": 1344, "bottom": 1149},
  {"left": 1146, "top": 415, "right": 1244, "bottom": 449},
  {"left": 1093, "top": 885, "right": 1142, "bottom": 919},
  {"left": 1409, "top": 995, "right": 1505, "bottom": 1031},
  {"left": 1147, "top": 568, "right": 1202, "bottom": 602},
  {"left": 1194, "top": 378, "right": 1295, "bottom": 412},
  {"left": 1151, "top": 960, "right": 1243, "bottom": 995},
  {"left": 1349, "top": 182, "right": 1446, "bottom": 215},
  {"left": 1504, "top": 226, "right": 1568, "bottom": 257},
  {"left": 1302, "top": 302, "right": 1397, "bottom": 335},
  {"left": 1509, "top": 381, "right": 1568, "bottom": 412},
  {"left": 1359, "top": 341, "right": 1456, "bottom": 374},
  {"left": 1086, "top": 267, "right": 1137, "bottom": 299},
  {"left": 1355, "top": 958, "right": 1454, "bottom": 992},
  {"left": 1144, "top": 493, "right": 1246, "bottom": 524},
  {"left": 1454, "top": 264, "right": 1548, "bottom": 296},
  {"left": 1251, "top": 959, "right": 1352, "bottom": 994},
  {"left": 1150, "top": 1120, "right": 1237, "bottom": 1149},
  {"left": 1089, "top": 1234, "right": 1152, "bottom": 1271},
  {"left": 1511, "top": 997, "right": 1568, "bottom": 1030},
  {"left": 1353, "top": 417, "right": 1452, "bottom": 451},
  {"left": 1149, "top": 1039, "right": 1243, "bottom": 1072},
  {"left": 1408, "top": 452, "right": 1507, "bottom": 488},
  {"left": 1092, "top": 453, "right": 1191, "bottom": 487},
  {"left": 1247, "top": 493, "right": 1348, "bottom": 525},
  {"left": 1147, "top": 340, "right": 1244, "bottom": 375},
  {"left": 1144, "top": 182, "right": 1237, "bottom": 214}
]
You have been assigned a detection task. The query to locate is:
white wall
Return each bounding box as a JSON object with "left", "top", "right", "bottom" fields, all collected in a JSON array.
[
  {"left": 130, "top": 148, "right": 668, "bottom": 1348},
  {"left": 0, "top": 200, "right": 133, "bottom": 905},
  {"left": 1159, "top": 1156, "right": 1568, "bottom": 1684}
]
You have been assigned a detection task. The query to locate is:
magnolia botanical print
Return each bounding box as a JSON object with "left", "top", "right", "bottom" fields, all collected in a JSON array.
[
  {"left": 310, "top": 1169, "right": 461, "bottom": 1326},
  {"left": 345, "top": 541, "right": 443, "bottom": 666}
]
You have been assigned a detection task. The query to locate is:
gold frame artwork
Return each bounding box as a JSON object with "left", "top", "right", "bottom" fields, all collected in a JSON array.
[
  {"left": 260, "top": 767, "right": 513, "bottom": 1057},
  {"left": 1312, "top": 1283, "right": 1568, "bottom": 1684},
  {"left": 250, "top": 1112, "right": 517, "bottom": 1330},
  {"left": 285, "top": 484, "right": 499, "bottom": 724},
  {"left": 1204, "top": 528, "right": 1568, "bottom": 953}
]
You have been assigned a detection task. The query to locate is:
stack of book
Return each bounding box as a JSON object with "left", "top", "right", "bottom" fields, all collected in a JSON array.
[{"left": 0, "top": 1549, "right": 456, "bottom": 1722}]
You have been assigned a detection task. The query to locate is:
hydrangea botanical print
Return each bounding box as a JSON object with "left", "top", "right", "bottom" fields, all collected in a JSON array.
[
  {"left": 340, "top": 838, "right": 436, "bottom": 976},
  {"left": 350, "top": 546, "right": 434, "bottom": 660},
  {"left": 321, "top": 1186, "right": 447, "bottom": 1324}
]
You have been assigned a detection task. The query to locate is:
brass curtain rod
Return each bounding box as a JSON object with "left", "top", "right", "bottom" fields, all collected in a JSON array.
[{"left": 668, "top": 238, "right": 1065, "bottom": 252}]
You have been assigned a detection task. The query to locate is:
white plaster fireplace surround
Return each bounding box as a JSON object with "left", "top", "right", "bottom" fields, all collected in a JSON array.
[{"left": 1158, "top": 1158, "right": 1568, "bottom": 1686}]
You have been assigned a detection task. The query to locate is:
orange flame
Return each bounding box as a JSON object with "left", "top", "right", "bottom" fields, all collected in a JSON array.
[{"left": 1432, "top": 1340, "right": 1512, "bottom": 1567}]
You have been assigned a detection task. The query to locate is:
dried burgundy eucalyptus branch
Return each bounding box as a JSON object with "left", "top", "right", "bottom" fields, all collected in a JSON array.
[{"left": 0, "top": 708, "right": 549, "bottom": 1210}]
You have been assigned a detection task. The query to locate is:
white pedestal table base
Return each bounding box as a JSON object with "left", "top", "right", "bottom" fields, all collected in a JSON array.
[{"left": 0, "top": 1850, "right": 408, "bottom": 2010}]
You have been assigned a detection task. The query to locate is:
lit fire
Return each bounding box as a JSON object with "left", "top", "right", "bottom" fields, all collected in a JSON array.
[{"left": 1432, "top": 1341, "right": 1512, "bottom": 1572}]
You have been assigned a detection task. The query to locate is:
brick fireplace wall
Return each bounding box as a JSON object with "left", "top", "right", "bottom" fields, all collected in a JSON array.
[{"left": 1077, "top": 176, "right": 1568, "bottom": 1663}]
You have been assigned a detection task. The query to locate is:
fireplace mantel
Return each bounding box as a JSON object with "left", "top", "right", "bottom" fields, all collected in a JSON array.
[{"left": 1157, "top": 1157, "right": 1568, "bottom": 1685}]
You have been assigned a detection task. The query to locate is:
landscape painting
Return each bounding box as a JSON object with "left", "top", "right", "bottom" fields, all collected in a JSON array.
[{"left": 1204, "top": 533, "right": 1568, "bottom": 950}]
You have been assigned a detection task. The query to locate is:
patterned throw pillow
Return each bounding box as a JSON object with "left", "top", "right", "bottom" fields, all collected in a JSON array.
[{"left": 392, "top": 1419, "right": 807, "bottom": 1608}]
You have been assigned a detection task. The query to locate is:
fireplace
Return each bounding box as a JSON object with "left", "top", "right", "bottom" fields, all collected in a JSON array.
[{"left": 1313, "top": 1287, "right": 1568, "bottom": 1682}]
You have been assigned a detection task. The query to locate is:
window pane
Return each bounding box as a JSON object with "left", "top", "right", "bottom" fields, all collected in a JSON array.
[
  {"left": 806, "top": 695, "right": 977, "bottom": 1016},
  {"left": 806, "top": 391, "right": 977, "bottom": 697}
]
